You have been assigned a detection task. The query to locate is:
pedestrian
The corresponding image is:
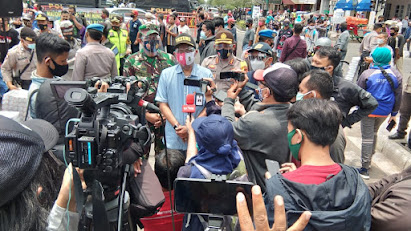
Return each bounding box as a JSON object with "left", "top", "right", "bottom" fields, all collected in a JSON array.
[
  {"left": 128, "top": 10, "right": 142, "bottom": 54},
  {"left": 166, "top": 14, "right": 178, "bottom": 54},
  {"left": 196, "top": 12, "right": 205, "bottom": 51},
  {"left": 242, "top": 18, "right": 254, "bottom": 51},
  {"left": 335, "top": 22, "right": 349, "bottom": 60},
  {"left": 357, "top": 47, "right": 402, "bottom": 179},
  {"left": 72, "top": 24, "right": 117, "bottom": 80},
  {"left": 224, "top": 10, "right": 233, "bottom": 28},
  {"left": 108, "top": 16, "right": 130, "bottom": 76},
  {"left": 158, "top": 14, "right": 167, "bottom": 51},
  {"left": 123, "top": 25, "right": 177, "bottom": 155},
  {"left": 388, "top": 26, "right": 405, "bottom": 74},
  {"left": 401, "top": 16, "right": 409, "bottom": 34},
  {"left": 302, "top": 19, "right": 319, "bottom": 56},
  {"left": 201, "top": 29, "right": 247, "bottom": 91},
  {"left": 156, "top": 33, "right": 213, "bottom": 152},
  {"left": 67, "top": 7, "right": 85, "bottom": 39},
  {"left": 222, "top": 63, "right": 299, "bottom": 191},
  {"left": 257, "top": 29, "right": 275, "bottom": 47},
  {"left": 279, "top": 23, "right": 307, "bottom": 63},
  {"left": 1, "top": 27, "right": 37, "bottom": 90},
  {"left": 405, "top": 21, "right": 411, "bottom": 57},
  {"left": 227, "top": 18, "right": 237, "bottom": 53},
  {"left": 276, "top": 21, "right": 293, "bottom": 61},
  {"left": 59, "top": 20, "right": 81, "bottom": 80},
  {"left": 199, "top": 20, "right": 217, "bottom": 63},
  {"left": 101, "top": 9, "right": 111, "bottom": 27},
  {"left": 358, "top": 23, "right": 383, "bottom": 76},
  {"left": 364, "top": 32, "right": 394, "bottom": 67},
  {"left": 213, "top": 17, "right": 224, "bottom": 34},
  {"left": 178, "top": 17, "right": 190, "bottom": 35},
  {"left": 254, "top": 17, "right": 267, "bottom": 44},
  {"left": 101, "top": 23, "right": 120, "bottom": 72}
]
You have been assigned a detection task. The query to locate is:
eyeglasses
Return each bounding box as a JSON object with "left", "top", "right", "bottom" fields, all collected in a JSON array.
[
  {"left": 215, "top": 44, "right": 233, "bottom": 50},
  {"left": 248, "top": 54, "right": 267, "bottom": 61},
  {"left": 176, "top": 47, "right": 195, "bottom": 53}
]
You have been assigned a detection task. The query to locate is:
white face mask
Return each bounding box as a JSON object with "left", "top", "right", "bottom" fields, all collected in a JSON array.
[
  {"left": 250, "top": 60, "right": 265, "bottom": 71},
  {"left": 377, "top": 38, "right": 384, "bottom": 45}
]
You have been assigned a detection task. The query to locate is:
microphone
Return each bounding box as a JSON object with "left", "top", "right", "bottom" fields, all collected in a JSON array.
[
  {"left": 182, "top": 94, "right": 196, "bottom": 115},
  {"left": 138, "top": 99, "right": 160, "bottom": 113}
]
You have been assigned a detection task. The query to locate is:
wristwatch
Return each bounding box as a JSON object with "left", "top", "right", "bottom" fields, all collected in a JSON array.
[{"left": 173, "top": 123, "right": 180, "bottom": 130}]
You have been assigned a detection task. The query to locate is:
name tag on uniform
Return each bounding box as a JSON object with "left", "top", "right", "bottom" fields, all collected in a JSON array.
[{"left": 195, "top": 93, "right": 204, "bottom": 106}]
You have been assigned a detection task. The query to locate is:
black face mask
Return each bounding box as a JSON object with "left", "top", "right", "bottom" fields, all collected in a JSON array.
[
  {"left": 310, "top": 64, "right": 325, "bottom": 71},
  {"left": 112, "top": 26, "right": 120, "bottom": 31},
  {"left": 390, "top": 32, "right": 395, "bottom": 36},
  {"left": 217, "top": 49, "right": 231, "bottom": 59},
  {"left": 14, "top": 24, "right": 21, "bottom": 29},
  {"left": 48, "top": 58, "right": 69, "bottom": 77},
  {"left": 273, "top": 26, "right": 279, "bottom": 30},
  {"left": 38, "top": 24, "right": 48, "bottom": 30},
  {"left": 65, "top": 35, "right": 73, "bottom": 41}
]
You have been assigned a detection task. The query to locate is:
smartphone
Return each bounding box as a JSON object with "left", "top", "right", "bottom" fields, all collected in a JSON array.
[
  {"left": 174, "top": 178, "right": 254, "bottom": 215},
  {"left": 220, "top": 72, "right": 245, "bottom": 81},
  {"left": 265, "top": 159, "right": 280, "bottom": 176},
  {"left": 184, "top": 79, "right": 201, "bottom": 87},
  {"left": 386, "top": 120, "right": 397, "bottom": 132}
]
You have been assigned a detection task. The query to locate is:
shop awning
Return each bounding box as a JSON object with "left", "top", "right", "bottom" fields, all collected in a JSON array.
[
  {"left": 335, "top": 0, "right": 354, "bottom": 10},
  {"left": 282, "top": 0, "right": 295, "bottom": 5},
  {"left": 281, "top": 0, "right": 315, "bottom": 4},
  {"left": 356, "top": 0, "right": 371, "bottom": 11}
]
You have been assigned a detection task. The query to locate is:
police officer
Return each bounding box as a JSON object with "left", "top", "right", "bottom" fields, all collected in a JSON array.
[
  {"left": 123, "top": 24, "right": 177, "bottom": 155},
  {"left": 201, "top": 29, "right": 247, "bottom": 91},
  {"left": 35, "top": 13, "right": 61, "bottom": 37},
  {"left": 72, "top": 24, "right": 117, "bottom": 81},
  {"left": 60, "top": 20, "right": 81, "bottom": 80},
  {"left": 108, "top": 15, "right": 131, "bottom": 76},
  {"left": 1, "top": 27, "right": 37, "bottom": 90}
]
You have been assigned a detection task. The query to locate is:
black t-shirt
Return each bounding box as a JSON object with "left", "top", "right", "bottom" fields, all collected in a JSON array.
[{"left": 0, "top": 28, "right": 19, "bottom": 63}]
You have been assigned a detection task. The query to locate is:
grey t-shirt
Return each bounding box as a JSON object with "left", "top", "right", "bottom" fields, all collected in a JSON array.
[{"left": 243, "top": 28, "right": 255, "bottom": 47}]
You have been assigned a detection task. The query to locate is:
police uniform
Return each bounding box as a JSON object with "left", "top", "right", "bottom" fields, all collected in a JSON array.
[
  {"left": 201, "top": 29, "right": 247, "bottom": 92},
  {"left": 72, "top": 24, "right": 117, "bottom": 80},
  {"left": 108, "top": 16, "right": 130, "bottom": 76},
  {"left": 1, "top": 28, "right": 37, "bottom": 90}
]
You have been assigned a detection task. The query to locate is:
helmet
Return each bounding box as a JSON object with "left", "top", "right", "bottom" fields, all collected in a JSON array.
[{"left": 315, "top": 37, "right": 332, "bottom": 47}]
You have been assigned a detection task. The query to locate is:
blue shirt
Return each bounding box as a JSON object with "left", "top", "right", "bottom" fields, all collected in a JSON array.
[
  {"left": 129, "top": 19, "right": 142, "bottom": 43},
  {"left": 156, "top": 64, "right": 213, "bottom": 150}
]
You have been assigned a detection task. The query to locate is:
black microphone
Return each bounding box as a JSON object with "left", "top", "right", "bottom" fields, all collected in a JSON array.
[{"left": 138, "top": 99, "right": 160, "bottom": 113}]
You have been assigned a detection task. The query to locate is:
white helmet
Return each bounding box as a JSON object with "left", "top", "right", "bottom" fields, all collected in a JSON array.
[{"left": 315, "top": 37, "right": 332, "bottom": 47}]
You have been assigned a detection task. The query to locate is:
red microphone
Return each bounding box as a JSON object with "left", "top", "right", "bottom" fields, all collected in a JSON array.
[{"left": 182, "top": 94, "right": 196, "bottom": 115}]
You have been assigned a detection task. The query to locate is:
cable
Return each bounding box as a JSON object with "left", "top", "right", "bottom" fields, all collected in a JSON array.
[
  {"left": 159, "top": 113, "right": 175, "bottom": 231},
  {"left": 64, "top": 118, "right": 81, "bottom": 231}
]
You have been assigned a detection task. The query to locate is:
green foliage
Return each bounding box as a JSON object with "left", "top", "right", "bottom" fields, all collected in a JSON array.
[
  {"left": 237, "top": 20, "right": 246, "bottom": 30},
  {"left": 210, "top": 0, "right": 252, "bottom": 9}
]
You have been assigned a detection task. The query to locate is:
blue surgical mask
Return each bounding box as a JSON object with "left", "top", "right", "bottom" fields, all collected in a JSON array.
[
  {"left": 200, "top": 31, "right": 207, "bottom": 40},
  {"left": 27, "top": 44, "right": 35, "bottom": 50},
  {"left": 257, "top": 87, "right": 268, "bottom": 101},
  {"left": 296, "top": 91, "right": 315, "bottom": 101}
]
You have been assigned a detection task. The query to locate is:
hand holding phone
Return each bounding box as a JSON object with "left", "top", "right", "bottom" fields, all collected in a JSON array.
[{"left": 386, "top": 119, "right": 397, "bottom": 132}]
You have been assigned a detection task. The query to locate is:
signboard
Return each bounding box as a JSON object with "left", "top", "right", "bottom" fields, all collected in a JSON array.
[{"left": 252, "top": 6, "right": 260, "bottom": 19}]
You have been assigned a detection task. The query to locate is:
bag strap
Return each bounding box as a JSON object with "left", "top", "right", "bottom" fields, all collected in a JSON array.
[
  {"left": 18, "top": 50, "right": 35, "bottom": 77},
  {"left": 191, "top": 160, "right": 213, "bottom": 179},
  {"left": 283, "top": 38, "right": 301, "bottom": 61},
  {"left": 378, "top": 66, "right": 396, "bottom": 92}
]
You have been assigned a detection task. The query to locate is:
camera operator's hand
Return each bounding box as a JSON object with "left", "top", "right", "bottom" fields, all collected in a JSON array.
[
  {"left": 236, "top": 71, "right": 249, "bottom": 90},
  {"left": 186, "top": 114, "right": 194, "bottom": 133},
  {"left": 203, "top": 78, "right": 216, "bottom": 102},
  {"left": 237, "top": 185, "right": 311, "bottom": 231},
  {"left": 146, "top": 112, "right": 165, "bottom": 128},
  {"left": 56, "top": 164, "right": 85, "bottom": 212},
  {"left": 133, "top": 158, "right": 143, "bottom": 177},
  {"left": 94, "top": 80, "right": 109, "bottom": 93}
]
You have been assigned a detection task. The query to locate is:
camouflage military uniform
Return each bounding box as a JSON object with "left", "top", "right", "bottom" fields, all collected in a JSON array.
[{"left": 123, "top": 49, "right": 177, "bottom": 156}]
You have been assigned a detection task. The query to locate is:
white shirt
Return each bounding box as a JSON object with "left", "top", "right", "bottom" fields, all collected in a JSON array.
[{"left": 178, "top": 25, "right": 190, "bottom": 35}]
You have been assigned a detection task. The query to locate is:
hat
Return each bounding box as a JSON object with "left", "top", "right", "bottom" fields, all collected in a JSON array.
[
  {"left": 21, "top": 119, "right": 59, "bottom": 152},
  {"left": 371, "top": 47, "right": 392, "bottom": 67},
  {"left": 283, "top": 21, "right": 290, "bottom": 27},
  {"left": 60, "top": 20, "right": 74, "bottom": 33},
  {"left": 249, "top": 42, "right": 273, "bottom": 57},
  {"left": 175, "top": 33, "right": 196, "bottom": 47},
  {"left": 258, "top": 29, "right": 275, "bottom": 39},
  {"left": 179, "top": 17, "right": 186, "bottom": 22},
  {"left": 215, "top": 29, "right": 234, "bottom": 44},
  {"left": 145, "top": 12, "right": 154, "bottom": 19},
  {"left": 86, "top": 23, "right": 104, "bottom": 32},
  {"left": 132, "top": 10, "right": 139, "bottom": 16},
  {"left": 254, "top": 63, "right": 298, "bottom": 100},
  {"left": 0, "top": 116, "right": 58, "bottom": 207},
  {"left": 227, "top": 18, "right": 236, "bottom": 24},
  {"left": 20, "top": 27, "right": 37, "bottom": 42},
  {"left": 192, "top": 114, "right": 234, "bottom": 154},
  {"left": 146, "top": 29, "right": 159, "bottom": 36},
  {"left": 22, "top": 13, "right": 32, "bottom": 21},
  {"left": 35, "top": 13, "right": 48, "bottom": 21},
  {"left": 110, "top": 15, "right": 121, "bottom": 23}
]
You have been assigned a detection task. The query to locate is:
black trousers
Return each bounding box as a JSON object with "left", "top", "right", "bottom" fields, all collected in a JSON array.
[{"left": 131, "top": 43, "right": 139, "bottom": 54}]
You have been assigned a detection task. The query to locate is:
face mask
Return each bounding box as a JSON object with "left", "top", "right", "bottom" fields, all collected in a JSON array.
[
  {"left": 287, "top": 129, "right": 303, "bottom": 161},
  {"left": 309, "top": 25, "right": 315, "bottom": 29},
  {"left": 200, "top": 31, "right": 207, "bottom": 40},
  {"left": 296, "top": 91, "right": 315, "bottom": 101},
  {"left": 143, "top": 39, "right": 159, "bottom": 54},
  {"left": 250, "top": 59, "right": 265, "bottom": 71},
  {"left": 257, "top": 86, "right": 265, "bottom": 101},
  {"left": 112, "top": 26, "right": 120, "bottom": 31},
  {"left": 390, "top": 32, "right": 395, "bottom": 36},
  {"left": 377, "top": 38, "right": 384, "bottom": 45},
  {"left": 14, "top": 24, "right": 21, "bottom": 29},
  {"left": 27, "top": 44, "right": 35, "bottom": 50},
  {"left": 258, "top": 22, "right": 264, "bottom": 27},
  {"left": 38, "top": 24, "right": 48, "bottom": 30},
  {"left": 310, "top": 64, "right": 325, "bottom": 71},
  {"left": 217, "top": 49, "right": 231, "bottom": 59},
  {"left": 48, "top": 58, "right": 69, "bottom": 77},
  {"left": 273, "top": 26, "right": 279, "bottom": 30},
  {"left": 65, "top": 35, "right": 73, "bottom": 41},
  {"left": 176, "top": 51, "right": 195, "bottom": 67}
]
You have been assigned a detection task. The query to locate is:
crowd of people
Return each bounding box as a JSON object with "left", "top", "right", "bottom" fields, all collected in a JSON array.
[{"left": 0, "top": 3, "right": 411, "bottom": 231}]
